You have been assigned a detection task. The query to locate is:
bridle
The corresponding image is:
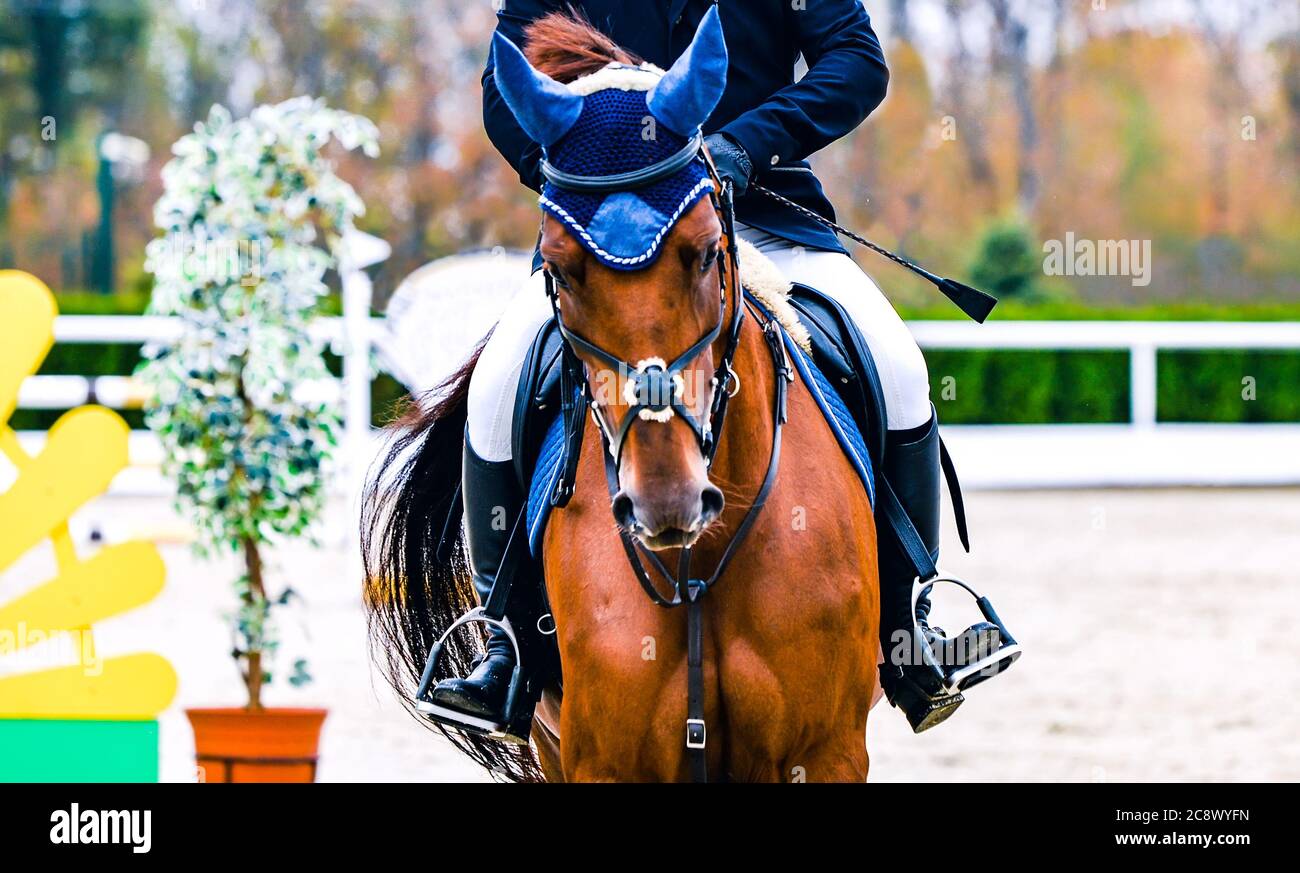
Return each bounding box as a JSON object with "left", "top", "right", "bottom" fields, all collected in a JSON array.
[
  {"left": 544, "top": 240, "right": 734, "bottom": 471},
  {"left": 540, "top": 130, "right": 746, "bottom": 474},
  {"left": 547, "top": 284, "right": 741, "bottom": 477},
  {"left": 542, "top": 138, "right": 792, "bottom": 782}
]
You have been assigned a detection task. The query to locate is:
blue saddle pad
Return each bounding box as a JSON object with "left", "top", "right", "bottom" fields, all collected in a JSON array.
[
  {"left": 782, "top": 329, "right": 876, "bottom": 507},
  {"left": 526, "top": 407, "right": 570, "bottom": 555},
  {"left": 524, "top": 325, "right": 875, "bottom": 557}
]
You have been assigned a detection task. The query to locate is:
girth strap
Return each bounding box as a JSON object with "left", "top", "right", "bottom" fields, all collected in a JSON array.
[{"left": 550, "top": 353, "right": 588, "bottom": 508}]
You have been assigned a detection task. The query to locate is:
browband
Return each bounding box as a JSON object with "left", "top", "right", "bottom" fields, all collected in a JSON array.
[{"left": 541, "top": 131, "right": 704, "bottom": 193}]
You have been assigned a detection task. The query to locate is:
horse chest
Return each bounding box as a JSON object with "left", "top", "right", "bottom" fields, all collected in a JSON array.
[{"left": 541, "top": 407, "right": 877, "bottom": 781}]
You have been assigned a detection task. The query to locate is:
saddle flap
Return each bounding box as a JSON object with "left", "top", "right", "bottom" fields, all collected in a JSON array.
[
  {"left": 511, "top": 316, "right": 564, "bottom": 488},
  {"left": 786, "top": 283, "right": 888, "bottom": 469}
]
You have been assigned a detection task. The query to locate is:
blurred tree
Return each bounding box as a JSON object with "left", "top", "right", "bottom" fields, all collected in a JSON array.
[
  {"left": 862, "top": 6, "right": 934, "bottom": 254},
  {"left": 988, "top": 0, "right": 1039, "bottom": 216},
  {"left": 0, "top": 0, "right": 150, "bottom": 280},
  {"left": 1191, "top": 0, "right": 1264, "bottom": 236},
  {"left": 2, "top": 0, "right": 148, "bottom": 140},
  {"left": 969, "top": 219, "right": 1042, "bottom": 300},
  {"left": 1280, "top": 36, "right": 1300, "bottom": 163},
  {"left": 2, "top": 0, "right": 1298, "bottom": 307},
  {"left": 941, "top": 0, "right": 997, "bottom": 213}
]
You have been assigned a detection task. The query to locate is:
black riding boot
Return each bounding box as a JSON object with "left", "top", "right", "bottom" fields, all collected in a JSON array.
[
  {"left": 878, "top": 412, "right": 1000, "bottom": 733},
  {"left": 428, "top": 442, "right": 528, "bottom": 724}
]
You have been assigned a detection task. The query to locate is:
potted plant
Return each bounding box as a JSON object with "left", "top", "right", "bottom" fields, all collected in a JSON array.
[{"left": 139, "top": 98, "right": 377, "bottom": 782}]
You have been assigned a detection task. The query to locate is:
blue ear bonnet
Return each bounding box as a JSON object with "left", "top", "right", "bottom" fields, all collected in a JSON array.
[
  {"left": 539, "top": 87, "right": 713, "bottom": 269},
  {"left": 492, "top": 7, "right": 728, "bottom": 271}
]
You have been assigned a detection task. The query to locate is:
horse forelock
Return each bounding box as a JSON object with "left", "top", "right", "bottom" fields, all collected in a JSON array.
[{"left": 524, "top": 12, "right": 643, "bottom": 83}]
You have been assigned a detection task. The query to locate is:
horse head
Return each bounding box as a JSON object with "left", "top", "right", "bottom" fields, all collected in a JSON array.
[{"left": 494, "top": 9, "right": 731, "bottom": 550}]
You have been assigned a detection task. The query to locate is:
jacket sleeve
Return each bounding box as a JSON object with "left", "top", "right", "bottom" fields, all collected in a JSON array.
[
  {"left": 718, "top": 0, "right": 889, "bottom": 170},
  {"left": 482, "top": 0, "right": 565, "bottom": 192}
]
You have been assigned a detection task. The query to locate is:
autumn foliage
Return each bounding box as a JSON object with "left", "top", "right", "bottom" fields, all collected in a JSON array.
[{"left": 1, "top": 0, "right": 1296, "bottom": 306}]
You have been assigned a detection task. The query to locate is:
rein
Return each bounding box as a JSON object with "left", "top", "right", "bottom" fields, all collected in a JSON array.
[{"left": 544, "top": 154, "right": 791, "bottom": 782}]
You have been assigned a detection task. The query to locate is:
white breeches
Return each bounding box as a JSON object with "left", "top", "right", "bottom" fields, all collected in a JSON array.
[{"left": 466, "top": 226, "right": 932, "bottom": 462}]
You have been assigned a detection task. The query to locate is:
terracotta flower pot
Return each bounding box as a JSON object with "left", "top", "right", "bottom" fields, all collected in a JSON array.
[{"left": 187, "top": 707, "right": 327, "bottom": 783}]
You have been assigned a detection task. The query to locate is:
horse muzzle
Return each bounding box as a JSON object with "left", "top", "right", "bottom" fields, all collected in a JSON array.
[{"left": 611, "top": 482, "right": 724, "bottom": 550}]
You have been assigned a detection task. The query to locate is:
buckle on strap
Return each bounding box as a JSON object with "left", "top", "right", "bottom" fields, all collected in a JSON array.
[{"left": 685, "top": 718, "right": 707, "bottom": 750}]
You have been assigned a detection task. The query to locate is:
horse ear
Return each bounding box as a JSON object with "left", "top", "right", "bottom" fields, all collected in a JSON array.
[
  {"left": 492, "top": 32, "right": 584, "bottom": 147},
  {"left": 646, "top": 6, "right": 728, "bottom": 137}
]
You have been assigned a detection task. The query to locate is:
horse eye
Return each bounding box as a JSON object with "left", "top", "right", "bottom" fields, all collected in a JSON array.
[
  {"left": 547, "top": 265, "right": 572, "bottom": 289},
  {"left": 700, "top": 247, "right": 719, "bottom": 273}
]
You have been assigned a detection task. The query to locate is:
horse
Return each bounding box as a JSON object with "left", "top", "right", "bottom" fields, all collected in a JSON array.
[{"left": 362, "top": 9, "right": 879, "bottom": 783}]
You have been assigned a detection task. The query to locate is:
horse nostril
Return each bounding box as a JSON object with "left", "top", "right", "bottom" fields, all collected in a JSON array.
[
  {"left": 611, "top": 491, "right": 637, "bottom": 529},
  {"left": 700, "top": 484, "right": 725, "bottom": 523}
]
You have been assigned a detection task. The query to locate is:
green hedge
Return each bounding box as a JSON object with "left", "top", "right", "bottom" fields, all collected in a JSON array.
[
  {"left": 1158, "top": 350, "right": 1300, "bottom": 423},
  {"left": 9, "top": 291, "right": 1297, "bottom": 430},
  {"left": 906, "top": 299, "right": 1300, "bottom": 424},
  {"left": 929, "top": 348, "right": 1300, "bottom": 424},
  {"left": 929, "top": 350, "right": 1130, "bottom": 424}
]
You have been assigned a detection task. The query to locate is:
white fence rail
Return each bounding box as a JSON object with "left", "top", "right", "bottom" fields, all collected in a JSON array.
[
  {"left": 13, "top": 314, "right": 376, "bottom": 498},
  {"left": 909, "top": 320, "right": 1300, "bottom": 429},
  {"left": 26, "top": 316, "right": 353, "bottom": 409},
  {"left": 12, "top": 317, "right": 1300, "bottom": 491}
]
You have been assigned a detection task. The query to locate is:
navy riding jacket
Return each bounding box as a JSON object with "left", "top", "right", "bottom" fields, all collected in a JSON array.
[{"left": 483, "top": 0, "right": 890, "bottom": 255}]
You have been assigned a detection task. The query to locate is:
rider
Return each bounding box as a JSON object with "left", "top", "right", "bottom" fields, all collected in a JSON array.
[{"left": 431, "top": 0, "right": 1007, "bottom": 734}]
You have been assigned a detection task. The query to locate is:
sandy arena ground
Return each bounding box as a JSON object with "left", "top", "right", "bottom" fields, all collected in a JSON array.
[{"left": 10, "top": 488, "right": 1298, "bottom": 782}]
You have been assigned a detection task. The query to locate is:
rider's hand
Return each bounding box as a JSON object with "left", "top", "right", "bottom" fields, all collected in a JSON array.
[{"left": 704, "top": 133, "right": 753, "bottom": 197}]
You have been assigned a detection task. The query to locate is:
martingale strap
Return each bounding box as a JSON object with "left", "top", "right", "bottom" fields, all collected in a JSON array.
[
  {"left": 597, "top": 310, "right": 791, "bottom": 783},
  {"left": 685, "top": 581, "right": 707, "bottom": 780}
]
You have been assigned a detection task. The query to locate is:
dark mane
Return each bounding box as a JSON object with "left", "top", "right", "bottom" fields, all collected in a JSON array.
[{"left": 524, "top": 10, "right": 641, "bottom": 83}]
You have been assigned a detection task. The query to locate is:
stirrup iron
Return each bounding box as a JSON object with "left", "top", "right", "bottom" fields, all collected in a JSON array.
[
  {"left": 414, "top": 607, "right": 527, "bottom": 744},
  {"left": 911, "top": 572, "right": 1022, "bottom": 692}
]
